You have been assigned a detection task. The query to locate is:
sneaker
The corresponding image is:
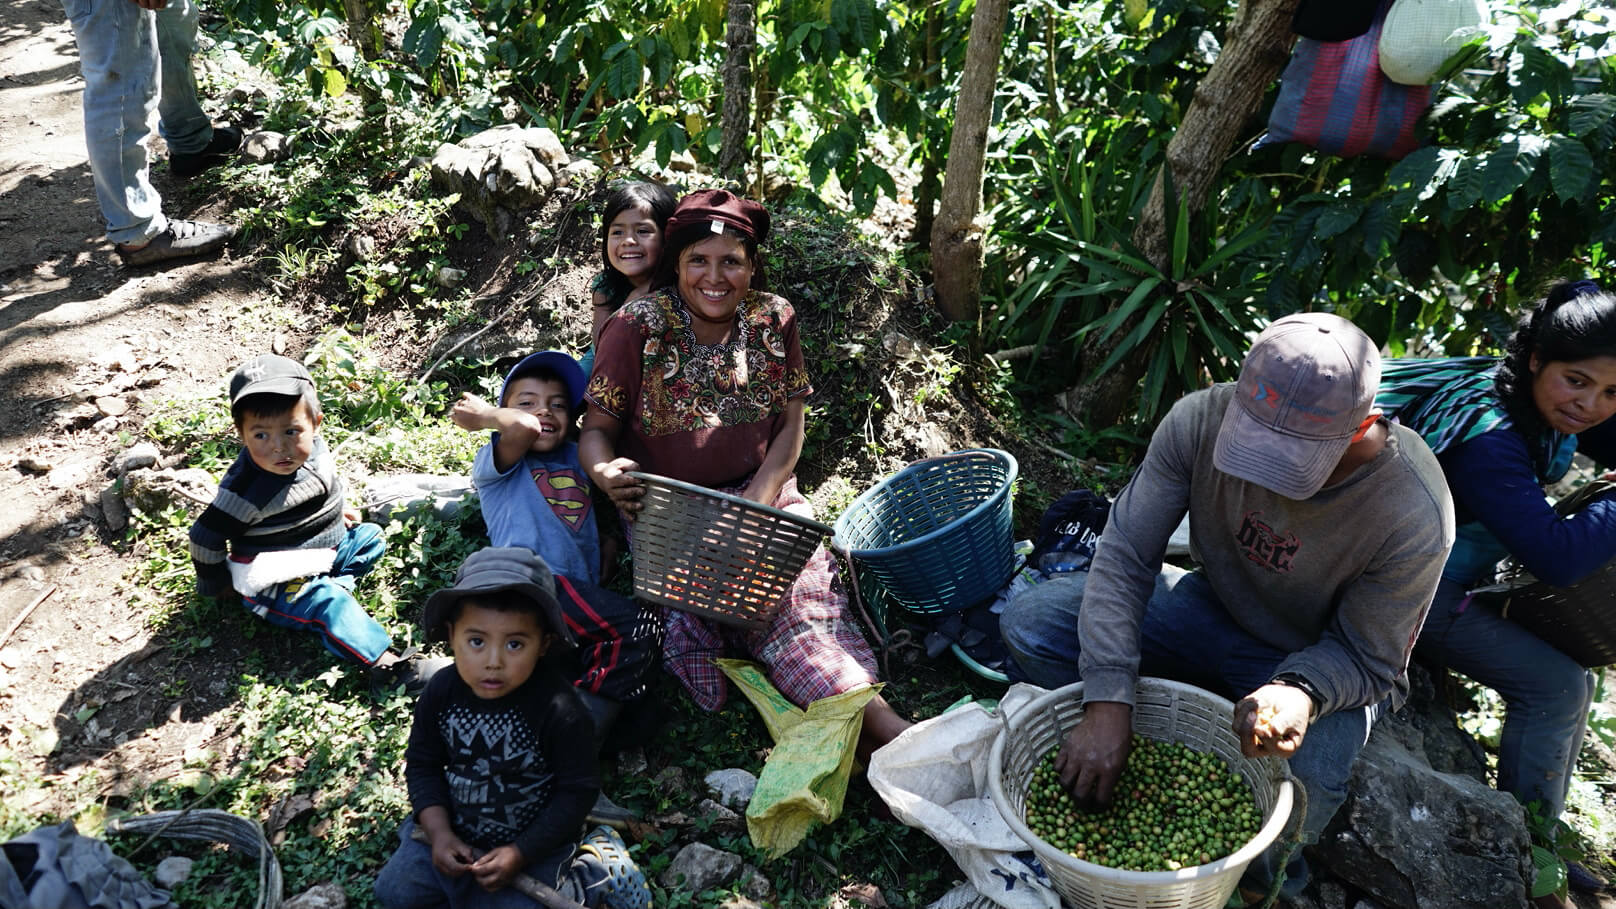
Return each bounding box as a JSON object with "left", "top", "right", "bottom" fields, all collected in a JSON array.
[
  {"left": 115, "top": 219, "right": 238, "bottom": 267},
  {"left": 586, "top": 792, "right": 641, "bottom": 829},
  {"left": 169, "top": 125, "right": 243, "bottom": 179}
]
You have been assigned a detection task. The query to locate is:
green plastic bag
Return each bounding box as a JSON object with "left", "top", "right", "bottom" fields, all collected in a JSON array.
[{"left": 715, "top": 659, "right": 882, "bottom": 857}]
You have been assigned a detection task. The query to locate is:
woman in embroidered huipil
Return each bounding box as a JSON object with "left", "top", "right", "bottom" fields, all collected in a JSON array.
[
  {"left": 579, "top": 189, "right": 911, "bottom": 754},
  {"left": 1377, "top": 279, "right": 1616, "bottom": 825}
]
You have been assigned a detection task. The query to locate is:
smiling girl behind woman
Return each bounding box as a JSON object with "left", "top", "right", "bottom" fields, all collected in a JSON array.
[
  {"left": 581, "top": 182, "right": 678, "bottom": 378},
  {"left": 1376, "top": 279, "right": 1616, "bottom": 853}
]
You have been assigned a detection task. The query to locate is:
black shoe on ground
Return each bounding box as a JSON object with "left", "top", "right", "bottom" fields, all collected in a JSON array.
[
  {"left": 1568, "top": 861, "right": 1607, "bottom": 893},
  {"left": 114, "top": 219, "right": 238, "bottom": 267},
  {"left": 170, "top": 125, "right": 243, "bottom": 179}
]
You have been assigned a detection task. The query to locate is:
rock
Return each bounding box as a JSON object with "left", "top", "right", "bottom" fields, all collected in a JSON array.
[
  {"left": 360, "top": 475, "right": 474, "bottom": 522},
  {"left": 344, "top": 233, "right": 376, "bottom": 263},
  {"left": 100, "top": 483, "right": 130, "bottom": 532},
  {"left": 719, "top": 899, "right": 765, "bottom": 909},
  {"left": 153, "top": 856, "right": 193, "bottom": 888},
  {"left": 652, "top": 765, "right": 685, "bottom": 792},
  {"left": 241, "top": 130, "right": 291, "bottom": 163},
  {"left": 736, "top": 863, "right": 773, "bottom": 902},
  {"left": 95, "top": 395, "right": 128, "bottom": 417},
  {"left": 117, "top": 442, "right": 162, "bottom": 474},
  {"left": 13, "top": 564, "right": 44, "bottom": 582},
  {"left": 617, "top": 748, "right": 648, "bottom": 777},
  {"left": 47, "top": 458, "right": 95, "bottom": 488},
  {"left": 17, "top": 456, "right": 52, "bottom": 474},
  {"left": 704, "top": 768, "right": 758, "bottom": 810},
  {"left": 1313, "top": 665, "right": 1534, "bottom": 909},
  {"left": 430, "top": 126, "right": 565, "bottom": 235},
  {"left": 434, "top": 266, "right": 466, "bottom": 289},
  {"left": 694, "top": 798, "right": 743, "bottom": 830},
  {"left": 659, "top": 842, "right": 742, "bottom": 893},
  {"left": 223, "top": 84, "right": 269, "bottom": 106},
  {"left": 282, "top": 881, "right": 347, "bottom": 909},
  {"left": 91, "top": 415, "right": 120, "bottom": 434},
  {"left": 560, "top": 158, "right": 601, "bottom": 185},
  {"left": 123, "top": 467, "right": 216, "bottom": 515},
  {"left": 461, "top": 123, "right": 568, "bottom": 168}
]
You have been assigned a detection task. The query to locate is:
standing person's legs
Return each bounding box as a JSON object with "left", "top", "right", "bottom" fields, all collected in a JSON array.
[
  {"left": 152, "top": 0, "right": 211, "bottom": 154},
  {"left": 1136, "top": 566, "right": 1378, "bottom": 899},
  {"left": 61, "top": 0, "right": 167, "bottom": 245},
  {"left": 1417, "top": 578, "right": 1594, "bottom": 820}
]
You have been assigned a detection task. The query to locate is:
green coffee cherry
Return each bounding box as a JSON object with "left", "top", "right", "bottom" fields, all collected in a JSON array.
[{"left": 1022, "top": 736, "right": 1261, "bottom": 872}]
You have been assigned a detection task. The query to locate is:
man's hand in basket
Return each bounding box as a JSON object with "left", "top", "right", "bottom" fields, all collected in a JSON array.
[
  {"left": 593, "top": 457, "right": 646, "bottom": 518},
  {"left": 1055, "top": 700, "right": 1132, "bottom": 811}
]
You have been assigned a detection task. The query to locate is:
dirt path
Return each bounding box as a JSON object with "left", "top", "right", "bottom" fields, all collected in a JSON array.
[{"left": 0, "top": 0, "right": 285, "bottom": 817}]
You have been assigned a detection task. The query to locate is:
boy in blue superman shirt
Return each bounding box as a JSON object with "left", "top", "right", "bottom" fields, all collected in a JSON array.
[{"left": 451, "top": 351, "right": 658, "bottom": 747}]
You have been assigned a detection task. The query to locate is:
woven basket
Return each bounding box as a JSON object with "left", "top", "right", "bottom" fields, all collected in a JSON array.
[
  {"left": 1486, "top": 478, "right": 1616, "bottom": 668},
  {"left": 107, "top": 809, "right": 283, "bottom": 909},
  {"left": 832, "top": 449, "right": 1018, "bottom": 615},
  {"left": 628, "top": 471, "right": 832, "bottom": 631},
  {"left": 988, "top": 679, "right": 1296, "bottom": 909}
]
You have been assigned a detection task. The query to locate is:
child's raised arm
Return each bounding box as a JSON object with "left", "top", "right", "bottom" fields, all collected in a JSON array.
[{"left": 451, "top": 392, "right": 545, "bottom": 473}]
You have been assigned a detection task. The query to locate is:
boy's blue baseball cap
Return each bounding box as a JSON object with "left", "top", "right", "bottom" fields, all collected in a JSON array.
[{"left": 500, "top": 350, "right": 587, "bottom": 410}]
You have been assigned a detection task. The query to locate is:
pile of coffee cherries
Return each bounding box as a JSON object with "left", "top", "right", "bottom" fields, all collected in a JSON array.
[{"left": 1023, "top": 735, "right": 1262, "bottom": 872}]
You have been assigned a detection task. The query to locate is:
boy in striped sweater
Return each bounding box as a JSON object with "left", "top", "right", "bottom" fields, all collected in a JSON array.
[{"left": 189, "top": 354, "right": 414, "bottom": 680}]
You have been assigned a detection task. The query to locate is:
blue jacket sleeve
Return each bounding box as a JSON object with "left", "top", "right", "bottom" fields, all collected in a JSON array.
[{"left": 1440, "top": 429, "right": 1616, "bottom": 586}]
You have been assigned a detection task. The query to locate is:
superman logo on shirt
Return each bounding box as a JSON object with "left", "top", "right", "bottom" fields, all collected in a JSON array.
[{"left": 532, "top": 466, "right": 592, "bottom": 531}]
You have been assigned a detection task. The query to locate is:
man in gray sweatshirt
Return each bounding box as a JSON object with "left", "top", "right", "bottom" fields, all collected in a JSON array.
[{"left": 1001, "top": 312, "right": 1455, "bottom": 901}]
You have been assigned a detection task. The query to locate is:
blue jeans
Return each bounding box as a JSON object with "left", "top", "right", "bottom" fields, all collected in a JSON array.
[
  {"left": 241, "top": 524, "right": 391, "bottom": 665},
  {"left": 373, "top": 818, "right": 583, "bottom": 909},
  {"left": 1418, "top": 577, "right": 1593, "bottom": 820},
  {"left": 60, "top": 0, "right": 214, "bottom": 244},
  {"left": 1000, "top": 566, "right": 1383, "bottom": 899}
]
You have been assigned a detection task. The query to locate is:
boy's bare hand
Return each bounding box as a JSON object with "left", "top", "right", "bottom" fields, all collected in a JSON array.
[
  {"left": 593, "top": 457, "right": 646, "bottom": 518},
  {"left": 450, "top": 392, "right": 495, "bottom": 432},
  {"left": 428, "top": 833, "right": 475, "bottom": 877},
  {"left": 469, "top": 844, "right": 525, "bottom": 891},
  {"left": 342, "top": 506, "right": 361, "bottom": 526}
]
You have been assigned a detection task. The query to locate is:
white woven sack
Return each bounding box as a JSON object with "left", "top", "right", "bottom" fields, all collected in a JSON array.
[
  {"left": 1380, "top": 0, "right": 1489, "bottom": 85},
  {"left": 867, "top": 685, "right": 1062, "bottom": 909}
]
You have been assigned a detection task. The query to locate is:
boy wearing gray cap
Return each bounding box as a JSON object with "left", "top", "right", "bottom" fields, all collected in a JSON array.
[
  {"left": 373, "top": 546, "right": 648, "bottom": 909},
  {"left": 188, "top": 355, "right": 416, "bottom": 682},
  {"left": 1000, "top": 313, "right": 1456, "bottom": 902}
]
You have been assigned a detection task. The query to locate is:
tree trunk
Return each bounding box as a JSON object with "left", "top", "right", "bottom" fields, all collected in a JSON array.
[
  {"left": 720, "top": 0, "right": 755, "bottom": 182},
  {"left": 930, "top": 0, "right": 1010, "bottom": 326},
  {"left": 1067, "top": 0, "right": 1300, "bottom": 428},
  {"left": 342, "top": 0, "right": 383, "bottom": 62}
]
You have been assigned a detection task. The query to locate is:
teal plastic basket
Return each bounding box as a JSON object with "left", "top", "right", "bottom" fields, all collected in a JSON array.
[{"left": 832, "top": 448, "right": 1018, "bottom": 615}]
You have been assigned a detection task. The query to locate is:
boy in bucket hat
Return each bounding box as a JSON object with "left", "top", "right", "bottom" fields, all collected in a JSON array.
[
  {"left": 375, "top": 546, "right": 650, "bottom": 909},
  {"left": 1000, "top": 313, "right": 1456, "bottom": 903},
  {"left": 188, "top": 354, "right": 418, "bottom": 685}
]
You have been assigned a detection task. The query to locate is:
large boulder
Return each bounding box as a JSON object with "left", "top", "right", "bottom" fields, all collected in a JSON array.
[
  {"left": 429, "top": 125, "right": 571, "bottom": 236},
  {"left": 1308, "top": 664, "right": 1535, "bottom": 909}
]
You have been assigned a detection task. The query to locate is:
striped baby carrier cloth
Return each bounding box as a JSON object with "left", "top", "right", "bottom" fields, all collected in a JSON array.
[{"left": 1377, "top": 356, "right": 1576, "bottom": 485}]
